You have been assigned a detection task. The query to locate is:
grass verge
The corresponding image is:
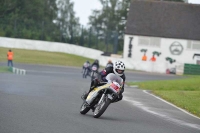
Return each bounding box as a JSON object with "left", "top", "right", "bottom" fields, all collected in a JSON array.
[
  {"left": 0, "top": 47, "right": 95, "bottom": 67},
  {"left": 0, "top": 66, "right": 12, "bottom": 73},
  {"left": 127, "top": 76, "right": 200, "bottom": 117}
]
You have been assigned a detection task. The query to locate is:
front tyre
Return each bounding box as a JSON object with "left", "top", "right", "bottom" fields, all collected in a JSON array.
[
  {"left": 93, "top": 97, "right": 111, "bottom": 118},
  {"left": 91, "top": 72, "right": 95, "bottom": 81},
  {"left": 80, "top": 102, "right": 90, "bottom": 114},
  {"left": 84, "top": 69, "right": 88, "bottom": 78},
  {"left": 82, "top": 69, "right": 86, "bottom": 78}
]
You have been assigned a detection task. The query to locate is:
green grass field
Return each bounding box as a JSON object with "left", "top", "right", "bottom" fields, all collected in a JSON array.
[
  {"left": 0, "top": 47, "right": 95, "bottom": 67},
  {"left": 127, "top": 76, "right": 200, "bottom": 117},
  {"left": 0, "top": 66, "right": 12, "bottom": 73}
]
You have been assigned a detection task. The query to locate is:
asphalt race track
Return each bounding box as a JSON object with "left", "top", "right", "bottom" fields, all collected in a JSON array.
[{"left": 0, "top": 63, "right": 200, "bottom": 133}]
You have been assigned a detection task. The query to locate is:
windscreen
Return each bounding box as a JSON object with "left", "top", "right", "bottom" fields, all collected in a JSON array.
[{"left": 105, "top": 73, "right": 123, "bottom": 86}]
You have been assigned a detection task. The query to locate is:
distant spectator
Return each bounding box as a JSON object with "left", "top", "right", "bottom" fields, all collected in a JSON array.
[{"left": 7, "top": 49, "right": 13, "bottom": 67}]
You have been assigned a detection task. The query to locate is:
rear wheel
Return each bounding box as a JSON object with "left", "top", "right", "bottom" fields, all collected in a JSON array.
[
  {"left": 80, "top": 102, "right": 90, "bottom": 114},
  {"left": 93, "top": 96, "right": 111, "bottom": 118}
]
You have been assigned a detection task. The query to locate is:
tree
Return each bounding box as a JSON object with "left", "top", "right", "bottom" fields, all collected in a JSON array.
[
  {"left": 88, "top": 0, "right": 131, "bottom": 53},
  {"left": 0, "top": 0, "right": 60, "bottom": 40},
  {"left": 0, "top": 0, "right": 80, "bottom": 43},
  {"left": 0, "top": 0, "right": 17, "bottom": 18},
  {"left": 56, "top": 0, "right": 80, "bottom": 44}
]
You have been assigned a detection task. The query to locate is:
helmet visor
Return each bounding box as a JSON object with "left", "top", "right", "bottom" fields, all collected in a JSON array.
[{"left": 116, "top": 69, "right": 124, "bottom": 74}]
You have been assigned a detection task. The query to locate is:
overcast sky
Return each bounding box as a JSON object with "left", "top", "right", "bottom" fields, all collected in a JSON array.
[
  {"left": 188, "top": 0, "right": 200, "bottom": 4},
  {"left": 71, "top": 0, "right": 102, "bottom": 27},
  {"left": 72, "top": 0, "right": 200, "bottom": 27}
]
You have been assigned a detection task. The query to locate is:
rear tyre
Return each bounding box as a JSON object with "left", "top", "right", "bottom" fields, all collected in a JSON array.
[
  {"left": 93, "top": 97, "right": 111, "bottom": 118},
  {"left": 80, "top": 102, "right": 90, "bottom": 114}
]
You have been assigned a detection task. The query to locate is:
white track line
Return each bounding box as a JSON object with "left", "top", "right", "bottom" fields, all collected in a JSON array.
[
  {"left": 143, "top": 90, "right": 200, "bottom": 120},
  {"left": 123, "top": 96, "right": 200, "bottom": 130}
]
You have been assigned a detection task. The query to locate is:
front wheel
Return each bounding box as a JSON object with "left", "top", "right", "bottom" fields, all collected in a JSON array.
[
  {"left": 80, "top": 102, "right": 90, "bottom": 114},
  {"left": 93, "top": 96, "right": 111, "bottom": 118},
  {"left": 83, "top": 69, "right": 88, "bottom": 78},
  {"left": 82, "top": 69, "right": 86, "bottom": 78},
  {"left": 91, "top": 72, "right": 95, "bottom": 81}
]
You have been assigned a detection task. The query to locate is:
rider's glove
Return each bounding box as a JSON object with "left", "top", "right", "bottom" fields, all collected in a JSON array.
[{"left": 93, "top": 78, "right": 100, "bottom": 86}]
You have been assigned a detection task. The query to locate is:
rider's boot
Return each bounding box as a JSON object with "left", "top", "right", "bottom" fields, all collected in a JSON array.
[
  {"left": 83, "top": 85, "right": 96, "bottom": 99},
  {"left": 91, "top": 107, "right": 95, "bottom": 112},
  {"left": 83, "top": 79, "right": 99, "bottom": 99},
  {"left": 83, "top": 92, "right": 88, "bottom": 99}
]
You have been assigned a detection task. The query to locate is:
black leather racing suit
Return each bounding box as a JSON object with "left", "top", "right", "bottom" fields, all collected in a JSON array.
[
  {"left": 91, "top": 62, "right": 99, "bottom": 71},
  {"left": 89, "top": 66, "right": 126, "bottom": 101}
]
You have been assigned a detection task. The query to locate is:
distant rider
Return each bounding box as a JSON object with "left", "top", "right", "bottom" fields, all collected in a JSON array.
[
  {"left": 106, "top": 59, "right": 113, "bottom": 68},
  {"left": 82, "top": 61, "right": 90, "bottom": 74},
  {"left": 91, "top": 59, "right": 100, "bottom": 72},
  {"left": 84, "top": 60, "right": 126, "bottom": 102}
]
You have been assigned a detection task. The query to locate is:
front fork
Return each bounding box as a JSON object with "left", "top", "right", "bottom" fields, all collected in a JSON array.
[{"left": 98, "top": 89, "right": 108, "bottom": 105}]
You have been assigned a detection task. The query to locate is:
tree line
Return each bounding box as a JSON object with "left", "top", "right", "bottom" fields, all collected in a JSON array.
[
  {"left": 0, "top": 0, "right": 184, "bottom": 54},
  {"left": 0, "top": 0, "right": 80, "bottom": 43}
]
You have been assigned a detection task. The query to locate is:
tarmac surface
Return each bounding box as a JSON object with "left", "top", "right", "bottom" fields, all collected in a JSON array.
[{"left": 0, "top": 63, "right": 199, "bottom": 133}]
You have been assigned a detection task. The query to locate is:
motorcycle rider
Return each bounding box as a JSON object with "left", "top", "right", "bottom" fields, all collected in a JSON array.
[
  {"left": 91, "top": 59, "right": 100, "bottom": 71},
  {"left": 82, "top": 61, "right": 91, "bottom": 75},
  {"left": 106, "top": 59, "right": 113, "bottom": 68},
  {"left": 84, "top": 60, "right": 126, "bottom": 102}
]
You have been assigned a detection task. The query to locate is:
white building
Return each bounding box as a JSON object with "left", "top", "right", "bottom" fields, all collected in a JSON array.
[{"left": 123, "top": 0, "right": 200, "bottom": 74}]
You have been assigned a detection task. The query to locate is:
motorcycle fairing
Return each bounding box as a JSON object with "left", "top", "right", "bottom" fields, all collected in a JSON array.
[{"left": 86, "top": 83, "right": 111, "bottom": 104}]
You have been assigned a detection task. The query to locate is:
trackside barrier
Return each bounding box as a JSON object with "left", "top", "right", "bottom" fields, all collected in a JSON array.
[
  {"left": 184, "top": 64, "right": 200, "bottom": 75},
  {"left": 12, "top": 67, "right": 26, "bottom": 75}
]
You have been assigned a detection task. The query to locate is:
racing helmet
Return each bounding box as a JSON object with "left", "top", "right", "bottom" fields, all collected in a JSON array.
[
  {"left": 113, "top": 61, "right": 125, "bottom": 76},
  {"left": 94, "top": 59, "right": 99, "bottom": 64}
]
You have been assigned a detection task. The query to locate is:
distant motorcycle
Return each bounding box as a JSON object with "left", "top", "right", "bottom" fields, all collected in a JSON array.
[
  {"left": 83, "top": 64, "right": 90, "bottom": 78},
  {"left": 106, "top": 63, "right": 113, "bottom": 68},
  {"left": 80, "top": 73, "right": 123, "bottom": 118},
  {"left": 90, "top": 65, "right": 98, "bottom": 81}
]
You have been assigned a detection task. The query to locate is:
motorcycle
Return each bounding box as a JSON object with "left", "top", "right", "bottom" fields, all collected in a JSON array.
[
  {"left": 80, "top": 73, "right": 123, "bottom": 118},
  {"left": 90, "top": 65, "right": 98, "bottom": 81},
  {"left": 106, "top": 63, "right": 113, "bottom": 68},
  {"left": 83, "top": 64, "right": 90, "bottom": 78}
]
